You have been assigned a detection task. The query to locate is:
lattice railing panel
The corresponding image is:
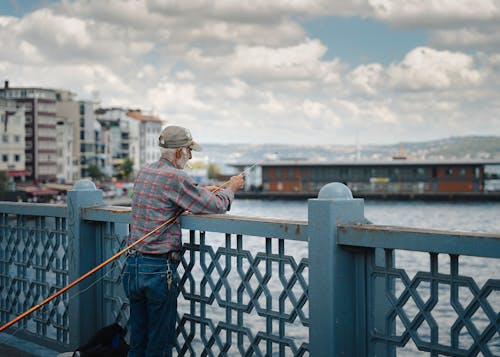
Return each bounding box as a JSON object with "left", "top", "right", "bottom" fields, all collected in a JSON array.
[
  {"left": 0, "top": 212, "right": 69, "bottom": 343},
  {"left": 369, "top": 249, "right": 500, "bottom": 357},
  {"left": 100, "top": 221, "right": 130, "bottom": 330},
  {"left": 177, "top": 230, "right": 309, "bottom": 356}
]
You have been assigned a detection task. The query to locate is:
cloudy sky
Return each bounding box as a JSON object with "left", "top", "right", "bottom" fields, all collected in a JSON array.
[{"left": 1, "top": 0, "right": 499, "bottom": 146}]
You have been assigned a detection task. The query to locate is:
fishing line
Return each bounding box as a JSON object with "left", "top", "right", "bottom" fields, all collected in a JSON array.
[
  {"left": 0, "top": 263, "right": 123, "bottom": 344},
  {"left": 0, "top": 161, "right": 260, "bottom": 333}
]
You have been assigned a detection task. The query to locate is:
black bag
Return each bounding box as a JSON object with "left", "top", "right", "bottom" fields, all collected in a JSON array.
[{"left": 73, "top": 323, "right": 129, "bottom": 357}]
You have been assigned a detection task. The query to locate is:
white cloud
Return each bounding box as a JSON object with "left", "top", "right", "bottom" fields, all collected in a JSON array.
[
  {"left": 369, "top": 0, "right": 500, "bottom": 27},
  {"left": 347, "top": 64, "right": 384, "bottom": 96},
  {"left": 185, "top": 39, "right": 341, "bottom": 85},
  {"left": 1, "top": 0, "right": 499, "bottom": 145},
  {"left": 258, "top": 92, "right": 287, "bottom": 114},
  {"left": 386, "top": 47, "right": 483, "bottom": 90},
  {"left": 175, "top": 70, "right": 195, "bottom": 81},
  {"left": 430, "top": 26, "right": 500, "bottom": 50},
  {"left": 147, "top": 81, "right": 211, "bottom": 112},
  {"left": 224, "top": 78, "right": 249, "bottom": 98}
]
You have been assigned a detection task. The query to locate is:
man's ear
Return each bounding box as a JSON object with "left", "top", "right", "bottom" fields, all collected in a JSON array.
[{"left": 175, "top": 148, "right": 183, "bottom": 159}]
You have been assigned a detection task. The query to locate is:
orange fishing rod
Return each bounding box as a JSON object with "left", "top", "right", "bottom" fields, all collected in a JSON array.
[
  {"left": 0, "top": 213, "right": 178, "bottom": 333},
  {"left": 0, "top": 163, "right": 254, "bottom": 333}
]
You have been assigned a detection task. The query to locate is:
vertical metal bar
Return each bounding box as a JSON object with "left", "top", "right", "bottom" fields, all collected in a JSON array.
[
  {"left": 308, "top": 187, "right": 366, "bottom": 357},
  {"left": 385, "top": 248, "right": 396, "bottom": 357},
  {"left": 265, "top": 237, "right": 272, "bottom": 356},
  {"left": 450, "top": 254, "right": 459, "bottom": 350},
  {"left": 225, "top": 233, "right": 232, "bottom": 351},
  {"left": 354, "top": 249, "right": 368, "bottom": 356},
  {"left": 66, "top": 179, "right": 104, "bottom": 349},
  {"left": 198, "top": 230, "right": 204, "bottom": 347},
  {"left": 236, "top": 234, "right": 244, "bottom": 353},
  {"left": 278, "top": 238, "right": 285, "bottom": 357},
  {"left": 429, "top": 253, "right": 439, "bottom": 356}
]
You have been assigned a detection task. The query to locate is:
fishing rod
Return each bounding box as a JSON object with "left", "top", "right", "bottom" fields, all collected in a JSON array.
[
  {"left": 0, "top": 215, "right": 177, "bottom": 333},
  {"left": 213, "top": 161, "right": 259, "bottom": 193},
  {"left": 0, "top": 161, "right": 260, "bottom": 333}
]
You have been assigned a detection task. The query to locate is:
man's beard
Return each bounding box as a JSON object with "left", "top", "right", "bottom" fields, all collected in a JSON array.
[{"left": 177, "top": 149, "right": 190, "bottom": 169}]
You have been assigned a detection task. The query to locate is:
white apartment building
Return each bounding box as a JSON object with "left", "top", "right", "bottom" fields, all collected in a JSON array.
[
  {"left": 56, "top": 117, "right": 74, "bottom": 183},
  {"left": 0, "top": 82, "right": 57, "bottom": 182},
  {"left": 96, "top": 108, "right": 163, "bottom": 177},
  {"left": 95, "top": 108, "right": 130, "bottom": 175},
  {"left": 55, "top": 90, "right": 98, "bottom": 180},
  {"left": 126, "top": 111, "right": 162, "bottom": 174},
  {"left": 0, "top": 98, "right": 25, "bottom": 175}
]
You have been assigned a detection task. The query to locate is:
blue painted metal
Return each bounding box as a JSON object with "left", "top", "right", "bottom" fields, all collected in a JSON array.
[
  {"left": 0, "top": 203, "right": 69, "bottom": 350},
  {"left": 338, "top": 224, "right": 500, "bottom": 258},
  {"left": 66, "top": 179, "right": 104, "bottom": 350},
  {"left": 0, "top": 181, "right": 499, "bottom": 356},
  {"left": 309, "top": 184, "right": 367, "bottom": 356},
  {"left": 180, "top": 214, "right": 308, "bottom": 241}
]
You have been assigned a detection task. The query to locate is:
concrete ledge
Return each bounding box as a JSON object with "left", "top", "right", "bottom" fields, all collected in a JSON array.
[{"left": 0, "top": 333, "right": 60, "bottom": 357}]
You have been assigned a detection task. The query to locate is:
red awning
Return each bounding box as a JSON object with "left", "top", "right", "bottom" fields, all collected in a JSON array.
[
  {"left": 7, "top": 170, "right": 30, "bottom": 177},
  {"left": 30, "top": 189, "right": 58, "bottom": 196},
  {"left": 17, "top": 186, "right": 58, "bottom": 196}
]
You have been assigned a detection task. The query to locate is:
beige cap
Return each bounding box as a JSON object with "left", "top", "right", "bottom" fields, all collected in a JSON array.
[{"left": 158, "top": 125, "right": 202, "bottom": 151}]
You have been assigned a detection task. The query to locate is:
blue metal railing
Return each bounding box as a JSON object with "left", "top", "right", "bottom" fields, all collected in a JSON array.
[{"left": 0, "top": 180, "right": 499, "bottom": 356}]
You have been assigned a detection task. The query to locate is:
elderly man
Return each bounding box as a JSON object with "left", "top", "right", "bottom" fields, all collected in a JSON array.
[{"left": 123, "top": 125, "right": 244, "bottom": 357}]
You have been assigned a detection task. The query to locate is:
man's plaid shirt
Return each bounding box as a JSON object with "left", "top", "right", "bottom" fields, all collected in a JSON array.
[{"left": 129, "top": 158, "right": 234, "bottom": 254}]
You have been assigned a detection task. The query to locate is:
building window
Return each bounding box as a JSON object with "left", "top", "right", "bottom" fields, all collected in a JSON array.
[
  {"left": 14, "top": 135, "right": 20, "bottom": 142},
  {"left": 2, "top": 135, "right": 8, "bottom": 143},
  {"left": 445, "top": 168, "right": 454, "bottom": 176},
  {"left": 80, "top": 117, "right": 85, "bottom": 128},
  {"left": 79, "top": 104, "right": 85, "bottom": 115},
  {"left": 2, "top": 154, "right": 7, "bottom": 162},
  {"left": 80, "top": 131, "right": 85, "bottom": 140},
  {"left": 14, "top": 154, "right": 20, "bottom": 162},
  {"left": 458, "top": 168, "right": 467, "bottom": 176}
]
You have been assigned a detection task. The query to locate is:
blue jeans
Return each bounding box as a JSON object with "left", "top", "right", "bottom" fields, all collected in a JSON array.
[{"left": 122, "top": 254, "right": 179, "bottom": 357}]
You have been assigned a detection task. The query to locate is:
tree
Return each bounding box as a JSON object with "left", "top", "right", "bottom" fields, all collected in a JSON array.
[
  {"left": 0, "top": 171, "right": 7, "bottom": 196},
  {"left": 207, "top": 163, "right": 221, "bottom": 180},
  {"left": 121, "top": 158, "right": 134, "bottom": 181},
  {"left": 88, "top": 164, "right": 104, "bottom": 181}
]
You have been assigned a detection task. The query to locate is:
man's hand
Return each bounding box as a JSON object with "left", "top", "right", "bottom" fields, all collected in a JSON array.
[
  {"left": 228, "top": 175, "right": 245, "bottom": 192},
  {"left": 204, "top": 185, "right": 220, "bottom": 192}
]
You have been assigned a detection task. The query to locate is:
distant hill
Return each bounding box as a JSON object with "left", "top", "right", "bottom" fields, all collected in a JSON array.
[
  {"left": 199, "top": 136, "right": 500, "bottom": 173},
  {"left": 406, "top": 136, "right": 500, "bottom": 159}
]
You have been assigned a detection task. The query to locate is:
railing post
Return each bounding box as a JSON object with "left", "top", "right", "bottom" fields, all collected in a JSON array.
[
  {"left": 308, "top": 183, "right": 366, "bottom": 356},
  {"left": 67, "top": 179, "right": 104, "bottom": 349}
]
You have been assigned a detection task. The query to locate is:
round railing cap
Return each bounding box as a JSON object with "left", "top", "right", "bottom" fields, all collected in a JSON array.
[
  {"left": 318, "top": 182, "right": 353, "bottom": 200},
  {"left": 72, "top": 179, "right": 97, "bottom": 190}
]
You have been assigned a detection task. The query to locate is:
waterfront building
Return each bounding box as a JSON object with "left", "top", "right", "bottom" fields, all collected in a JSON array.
[
  {"left": 126, "top": 110, "right": 162, "bottom": 174},
  {"left": 0, "top": 82, "right": 57, "bottom": 182},
  {"left": 56, "top": 117, "right": 75, "bottom": 183},
  {"left": 55, "top": 90, "right": 99, "bottom": 180},
  {"left": 233, "top": 159, "right": 500, "bottom": 197},
  {"left": 96, "top": 108, "right": 162, "bottom": 177},
  {"left": 0, "top": 97, "right": 26, "bottom": 183},
  {"left": 95, "top": 107, "right": 129, "bottom": 176}
]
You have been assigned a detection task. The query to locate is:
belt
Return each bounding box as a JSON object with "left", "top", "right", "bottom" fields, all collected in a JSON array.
[{"left": 128, "top": 250, "right": 182, "bottom": 264}]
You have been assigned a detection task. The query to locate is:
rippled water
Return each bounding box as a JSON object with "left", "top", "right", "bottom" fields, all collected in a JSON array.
[{"left": 224, "top": 199, "right": 500, "bottom": 355}]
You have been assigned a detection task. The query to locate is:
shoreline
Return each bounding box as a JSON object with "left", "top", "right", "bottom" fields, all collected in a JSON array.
[
  {"left": 103, "top": 191, "right": 500, "bottom": 206},
  {"left": 234, "top": 191, "right": 500, "bottom": 201}
]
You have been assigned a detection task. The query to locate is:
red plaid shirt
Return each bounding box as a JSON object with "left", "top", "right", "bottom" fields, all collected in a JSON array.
[{"left": 129, "top": 158, "right": 234, "bottom": 254}]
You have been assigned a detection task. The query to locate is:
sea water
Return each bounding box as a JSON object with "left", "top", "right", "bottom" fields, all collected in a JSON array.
[{"left": 180, "top": 199, "right": 500, "bottom": 355}]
